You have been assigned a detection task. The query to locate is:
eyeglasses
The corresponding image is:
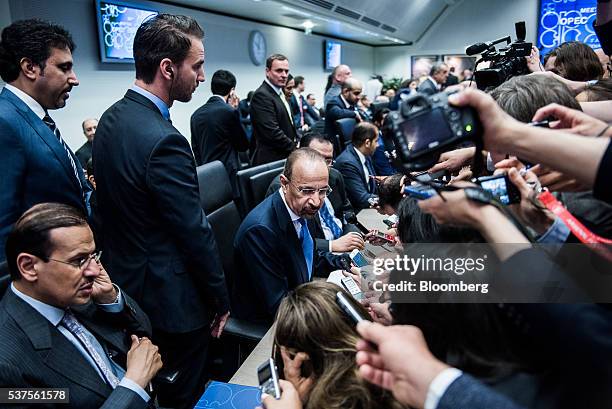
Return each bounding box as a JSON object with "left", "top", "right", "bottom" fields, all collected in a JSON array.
[
  {"left": 48, "top": 251, "right": 102, "bottom": 270},
  {"left": 288, "top": 181, "right": 332, "bottom": 197}
]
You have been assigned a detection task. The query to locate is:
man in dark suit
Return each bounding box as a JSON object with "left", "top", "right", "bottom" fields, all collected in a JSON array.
[
  {"left": 305, "top": 93, "right": 321, "bottom": 125},
  {"left": 334, "top": 122, "right": 380, "bottom": 212},
  {"left": 250, "top": 54, "right": 297, "bottom": 165},
  {"left": 0, "top": 203, "right": 162, "bottom": 408},
  {"left": 93, "top": 14, "right": 229, "bottom": 409},
  {"left": 266, "top": 133, "right": 363, "bottom": 253},
  {"left": 325, "top": 78, "right": 364, "bottom": 155},
  {"left": 445, "top": 66, "right": 459, "bottom": 87},
  {"left": 233, "top": 148, "right": 354, "bottom": 324},
  {"left": 417, "top": 62, "right": 449, "bottom": 96},
  {"left": 0, "top": 20, "right": 90, "bottom": 263},
  {"left": 75, "top": 118, "right": 98, "bottom": 170},
  {"left": 191, "top": 69, "right": 248, "bottom": 199}
]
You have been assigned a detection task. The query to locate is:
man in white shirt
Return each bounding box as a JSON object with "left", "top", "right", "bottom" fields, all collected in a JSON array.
[
  {"left": 0, "top": 202, "right": 162, "bottom": 408},
  {"left": 0, "top": 19, "right": 90, "bottom": 262}
]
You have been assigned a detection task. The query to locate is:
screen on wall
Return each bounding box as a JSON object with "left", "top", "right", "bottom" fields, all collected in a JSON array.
[
  {"left": 324, "top": 40, "right": 342, "bottom": 71},
  {"left": 537, "top": 0, "right": 600, "bottom": 57},
  {"left": 95, "top": 0, "right": 158, "bottom": 63}
]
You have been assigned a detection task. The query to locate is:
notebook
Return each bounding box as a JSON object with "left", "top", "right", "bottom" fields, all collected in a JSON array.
[{"left": 194, "top": 381, "right": 262, "bottom": 409}]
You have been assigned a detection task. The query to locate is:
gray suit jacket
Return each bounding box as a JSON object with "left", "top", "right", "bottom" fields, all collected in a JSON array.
[{"left": 0, "top": 288, "right": 152, "bottom": 409}]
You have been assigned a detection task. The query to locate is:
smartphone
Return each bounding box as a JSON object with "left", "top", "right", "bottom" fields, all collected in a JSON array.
[
  {"left": 336, "top": 291, "right": 370, "bottom": 325},
  {"left": 404, "top": 185, "right": 436, "bottom": 200},
  {"left": 257, "top": 358, "right": 281, "bottom": 399},
  {"left": 341, "top": 276, "right": 363, "bottom": 300},
  {"left": 382, "top": 218, "right": 395, "bottom": 228},
  {"left": 476, "top": 173, "right": 521, "bottom": 205},
  {"left": 374, "top": 231, "right": 396, "bottom": 244},
  {"left": 350, "top": 249, "right": 369, "bottom": 268}
]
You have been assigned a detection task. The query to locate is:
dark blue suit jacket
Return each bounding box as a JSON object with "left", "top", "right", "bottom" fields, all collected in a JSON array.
[
  {"left": 0, "top": 88, "right": 89, "bottom": 262},
  {"left": 190, "top": 96, "right": 248, "bottom": 198},
  {"left": 233, "top": 191, "right": 347, "bottom": 324},
  {"left": 0, "top": 288, "right": 152, "bottom": 409},
  {"left": 93, "top": 89, "right": 229, "bottom": 334},
  {"left": 334, "top": 145, "right": 377, "bottom": 212},
  {"left": 438, "top": 374, "right": 525, "bottom": 409},
  {"left": 325, "top": 95, "right": 357, "bottom": 154}
]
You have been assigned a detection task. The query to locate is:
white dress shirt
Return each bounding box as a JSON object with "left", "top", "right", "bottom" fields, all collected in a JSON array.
[
  {"left": 279, "top": 188, "right": 303, "bottom": 237},
  {"left": 353, "top": 146, "right": 370, "bottom": 183}
]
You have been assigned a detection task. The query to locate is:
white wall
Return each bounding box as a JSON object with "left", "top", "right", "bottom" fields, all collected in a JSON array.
[
  {"left": 374, "top": 0, "right": 539, "bottom": 80},
  {"left": 6, "top": 0, "right": 375, "bottom": 150}
]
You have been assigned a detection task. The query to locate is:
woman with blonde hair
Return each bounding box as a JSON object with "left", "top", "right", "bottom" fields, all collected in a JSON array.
[{"left": 272, "top": 281, "right": 405, "bottom": 409}]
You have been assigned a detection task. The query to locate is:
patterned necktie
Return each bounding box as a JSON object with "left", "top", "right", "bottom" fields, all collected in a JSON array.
[
  {"left": 298, "top": 218, "right": 314, "bottom": 279},
  {"left": 319, "top": 198, "right": 342, "bottom": 239},
  {"left": 365, "top": 158, "right": 377, "bottom": 193},
  {"left": 279, "top": 92, "right": 293, "bottom": 121},
  {"left": 42, "top": 114, "right": 83, "bottom": 192},
  {"left": 298, "top": 95, "right": 305, "bottom": 127},
  {"left": 61, "top": 310, "right": 120, "bottom": 388}
]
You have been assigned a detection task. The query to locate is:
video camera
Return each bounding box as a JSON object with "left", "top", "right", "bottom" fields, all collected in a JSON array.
[
  {"left": 387, "top": 91, "right": 482, "bottom": 172},
  {"left": 467, "top": 21, "right": 532, "bottom": 90}
]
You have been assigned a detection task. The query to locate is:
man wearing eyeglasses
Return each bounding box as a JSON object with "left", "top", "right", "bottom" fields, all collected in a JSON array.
[
  {"left": 233, "top": 148, "right": 355, "bottom": 325},
  {"left": 0, "top": 203, "right": 162, "bottom": 408}
]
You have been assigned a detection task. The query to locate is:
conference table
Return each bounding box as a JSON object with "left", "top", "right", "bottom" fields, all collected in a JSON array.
[{"left": 229, "top": 208, "right": 389, "bottom": 387}]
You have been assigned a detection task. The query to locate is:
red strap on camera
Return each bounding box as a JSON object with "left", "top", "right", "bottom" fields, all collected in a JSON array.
[{"left": 538, "top": 190, "right": 612, "bottom": 244}]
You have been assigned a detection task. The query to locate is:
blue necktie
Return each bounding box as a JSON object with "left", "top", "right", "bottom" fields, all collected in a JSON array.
[
  {"left": 365, "top": 158, "right": 377, "bottom": 193},
  {"left": 319, "top": 199, "right": 342, "bottom": 239},
  {"left": 298, "top": 218, "right": 314, "bottom": 279}
]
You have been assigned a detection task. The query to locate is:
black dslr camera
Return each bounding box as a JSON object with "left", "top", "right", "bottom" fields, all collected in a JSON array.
[
  {"left": 467, "top": 21, "right": 532, "bottom": 90},
  {"left": 387, "top": 91, "right": 482, "bottom": 172}
]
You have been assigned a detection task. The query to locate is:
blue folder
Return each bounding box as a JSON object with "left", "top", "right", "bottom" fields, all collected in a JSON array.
[{"left": 194, "top": 381, "right": 262, "bottom": 409}]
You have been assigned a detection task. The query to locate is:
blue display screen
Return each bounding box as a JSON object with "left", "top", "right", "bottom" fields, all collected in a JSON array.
[
  {"left": 96, "top": 0, "right": 158, "bottom": 63},
  {"left": 325, "top": 40, "right": 342, "bottom": 70},
  {"left": 537, "top": 0, "right": 601, "bottom": 57}
]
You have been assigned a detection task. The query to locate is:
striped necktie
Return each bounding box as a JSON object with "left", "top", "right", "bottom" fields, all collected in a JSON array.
[
  {"left": 42, "top": 113, "right": 83, "bottom": 192},
  {"left": 298, "top": 218, "right": 314, "bottom": 279},
  {"left": 61, "top": 310, "right": 120, "bottom": 388}
]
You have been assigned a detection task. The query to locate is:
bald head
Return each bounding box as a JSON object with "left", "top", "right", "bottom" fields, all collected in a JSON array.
[
  {"left": 332, "top": 64, "right": 352, "bottom": 85},
  {"left": 81, "top": 118, "right": 98, "bottom": 142},
  {"left": 341, "top": 77, "right": 362, "bottom": 105}
]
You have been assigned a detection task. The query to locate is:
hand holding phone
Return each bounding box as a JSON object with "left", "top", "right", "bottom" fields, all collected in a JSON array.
[{"left": 258, "top": 358, "right": 281, "bottom": 400}]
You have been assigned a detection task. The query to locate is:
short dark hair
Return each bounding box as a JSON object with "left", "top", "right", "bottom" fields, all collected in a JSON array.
[
  {"left": 490, "top": 74, "right": 581, "bottom": 122},
  {"left": 282, "top": 147, "right": 325, "bottom": 180},
  {"left": 299, "top": 132, "right": 332, "bottom": 149},
  {"left": 5, "top": 203, "right": 88, "bottom": 281},
  {"left": 546, "top": 41, "right": 604, "bottom": 81},
  {"left": 352, "top": 122, "right": 378, "bottom": 147},
  {"left": 306, "top": 93, "right": 315, "bottom": 99},
  {"left": 266, "top": 53, "right": 288, "bottom": 70},
  {"left": 133, "top": 14, "right": 204, "bottom": 84},
  {"left": 372, "top": 107, "right": 390, "bottom": 125},
  {"left": 210, "top": 69, "right": 236, "bottom": 95},
  {"left": 378, "top": 173, "right": 404, "bottom": 209},
  {"left": 294, "top": 75, "right": 304, "bottom": 87},
  {"left": 0, "top": 19, "right": 75, "bottom": 83}
]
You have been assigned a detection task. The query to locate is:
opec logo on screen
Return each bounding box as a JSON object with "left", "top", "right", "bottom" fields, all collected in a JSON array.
[{"left": 537, "top": 0, "right": 601, "bottom": 56}]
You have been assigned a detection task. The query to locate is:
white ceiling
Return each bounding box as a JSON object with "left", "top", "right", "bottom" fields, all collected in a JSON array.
[{"left": 169, "top": 0, "right": 460, "bottom": 46}]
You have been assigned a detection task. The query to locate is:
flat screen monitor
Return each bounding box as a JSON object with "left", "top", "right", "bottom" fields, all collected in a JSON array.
[
  {"left": 537, "top": 0, "right": 600, "bottom": 57},
  {"left": 324, "top": 40, "right": 342, "bottom": 71},
  {"left": 95, "top": 0, "right": 158, "bottom": 63}
]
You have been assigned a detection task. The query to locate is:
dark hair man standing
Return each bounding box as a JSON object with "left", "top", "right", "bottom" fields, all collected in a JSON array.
[
  {"left": 0, "top": 19, "right": 89, "bottom": 262},
  {"left": 250, "top": 53, "right": 298, "bottom": 165},
  {"left": 191, "top": 69, "right": 248, "bottom": 199},
  {"left": 93, "top": 14, "right": 230, "bottom": 408}
]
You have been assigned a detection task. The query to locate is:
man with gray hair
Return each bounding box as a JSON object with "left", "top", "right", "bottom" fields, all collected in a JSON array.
[
  {"left": 75, "top": 117, "right": 98, "bottom": 170},
  {"left": 233, "top": 147, "right": 354, "bottom": 324},
  {"left": 417, "top": 62, "right": 449, "bottom": 95}
]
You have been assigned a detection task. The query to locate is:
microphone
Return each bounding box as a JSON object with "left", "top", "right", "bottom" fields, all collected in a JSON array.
[
  {"left": 465, "top": 36, "right": 512, "bottom": 56},
  {"left": 465, "top": 42, "right": 489, "bottom": 56}
]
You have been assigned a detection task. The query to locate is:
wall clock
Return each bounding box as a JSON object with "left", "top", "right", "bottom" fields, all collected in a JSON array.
[{"left": 248, "top": 30, "right": 267, "bottom": 66}]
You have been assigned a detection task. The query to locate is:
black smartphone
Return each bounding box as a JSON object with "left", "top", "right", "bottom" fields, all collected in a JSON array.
[
  {"left": 476, "top": 173, "right": 521, "bottom": 205},
  {"left": 257, "top": 358, "right": 281, "bottom": 399},
  {"left": 336, "top": 291, "right": 370, "bottom": 325}
]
